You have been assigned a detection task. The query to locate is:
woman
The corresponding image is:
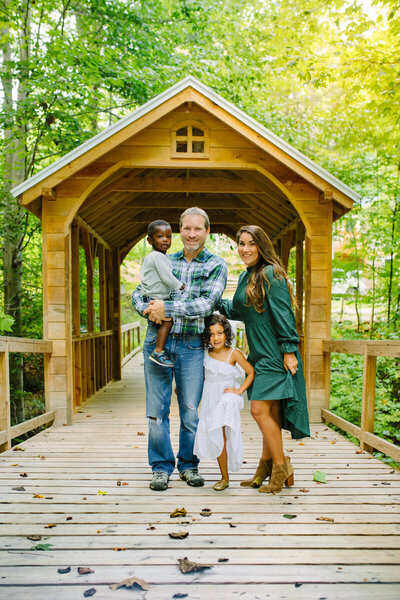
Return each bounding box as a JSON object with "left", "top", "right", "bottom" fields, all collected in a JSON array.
[{"left": 218, "top": 225, "right": 310, "bottom": 493}]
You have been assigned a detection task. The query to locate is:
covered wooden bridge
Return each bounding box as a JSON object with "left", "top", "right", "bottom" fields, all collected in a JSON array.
[
  {"left": 10, "top": 76, "right": 359, "bottom": 424},
  {"left": 1, "top": 77, "right": 400, "bottom": 598}
]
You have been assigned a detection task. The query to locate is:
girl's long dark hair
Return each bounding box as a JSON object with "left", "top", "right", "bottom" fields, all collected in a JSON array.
[
  {"left": 236, "top": 225, "right": 296, "bottom": 313},
  {"left": 202, "top": 313, "right": 234, "bottom": 349}
]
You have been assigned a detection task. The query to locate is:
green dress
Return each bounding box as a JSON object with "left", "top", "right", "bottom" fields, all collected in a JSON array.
[{"left": 218, "top": 265, "right": 310, "bottom": 440}]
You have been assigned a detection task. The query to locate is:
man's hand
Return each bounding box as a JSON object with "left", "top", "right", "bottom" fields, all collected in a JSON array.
[
  {"left": 143, "top": 299, "right": 165, "bottom": 324},
  {"left": 283, "top": 352, "right": 298, "bottom": 376}
]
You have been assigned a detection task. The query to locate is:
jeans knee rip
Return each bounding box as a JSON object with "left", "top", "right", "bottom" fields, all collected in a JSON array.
[{"left": 147, "top": 416, "right": 162, "bottom": 425}]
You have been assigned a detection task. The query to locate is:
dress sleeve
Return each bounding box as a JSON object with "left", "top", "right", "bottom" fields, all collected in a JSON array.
[
  {"left": 264, "top": 266, "right": 299, "bottom": 354},
  {"left": 217, "top": 299, "right": 241, "bottom": 320}
]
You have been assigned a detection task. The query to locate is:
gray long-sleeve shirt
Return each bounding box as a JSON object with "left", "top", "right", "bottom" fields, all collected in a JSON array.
[{"left": 140, "top": 251, "right": 183, "bottom": 299}]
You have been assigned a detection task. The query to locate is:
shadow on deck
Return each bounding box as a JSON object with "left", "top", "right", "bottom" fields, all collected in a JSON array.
[{"left": 1, "top": 353, "right": 400, "bottom": 599}]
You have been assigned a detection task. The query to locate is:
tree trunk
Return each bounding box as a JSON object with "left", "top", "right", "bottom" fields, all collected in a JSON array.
[{"left": 1, "top": 4, "right": 31, "bottom": 424}]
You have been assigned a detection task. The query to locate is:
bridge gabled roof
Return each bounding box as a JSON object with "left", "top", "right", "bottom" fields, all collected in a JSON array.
[{"left": 11, "top": 75, "right": 360, "bottom": 204}]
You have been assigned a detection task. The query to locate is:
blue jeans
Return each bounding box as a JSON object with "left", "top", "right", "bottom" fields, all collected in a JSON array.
[{"left": 143, "top": 323, "right": 204, "bottom": 475}]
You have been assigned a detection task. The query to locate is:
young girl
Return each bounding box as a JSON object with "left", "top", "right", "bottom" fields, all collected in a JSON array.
[{"left": 194, "top": 314, "right": 255, "bottom": 490}]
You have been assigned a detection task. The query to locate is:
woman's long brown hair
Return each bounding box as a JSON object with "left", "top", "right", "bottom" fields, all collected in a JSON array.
[{"left": 236, "top": 225, "right": 296, "bottom": 313}]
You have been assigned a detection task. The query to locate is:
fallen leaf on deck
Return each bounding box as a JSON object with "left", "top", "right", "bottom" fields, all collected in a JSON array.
[
  {"left": 381, "top": 482, "right": 391, "bottom": 485},
  {"left": 147, "top": 524, "right": 155, "bottom": 530},
  {"left": 96, "top": 530, "right": 101, "bottom": 533},
  {"left": 10, "top": 463, "right": 18, "bottom": 466},
  {"left": 316, "top": 516, "right": 335, "bottom": 522},
  {"left": 170, "top": 508, "right": 187, "bottom": 518},
  {"left": 85, "top": 415, "right": 92, "bottom": 418},
  {"left": 112, "top": 547, "right": 126, "bottom": 551},
  {"left": 97, "top": 490, "right": 107, "bottom": 495},
  {"left": 313, "top": 471, "right": 327, "bottom": 484},
  {"left": 12, "top": 486, "right": 25, "bottom": 491},
  {"left": 173, "top": 594, "right": 188, "bottom": 599},
  {"left": 13, "top": 446, "right": 25, "bottom": 451},
  {"left": 116, "top": 480, "right": 122, "bottom": 486},
  {"left": 45, "top": 524, "right": 56, "bottom": 529},
  {"left": 229, "top": 523, "right": 236, "bottom": 528},
  {"left": 78, "top": 567, "right": 94, "bottom": 575},
  {"left": 177, "top": 557, "right": 213, "bottom": 574},
  {"left": 83, "top": 588, "right": 96, "bottom": 597},
  {"left": 57, "top": 566, "right": 71, "bottom": 574},
  {"left": 137, "top": 432, "right": 145, "bottom": 436},
  {"left": 45, "top": 496, "right": 53, "bottom": 499},
  {"left": 298, "top": 442, "right": 304, "bottom": 446},
  {"left": 286, "top": 449, "right": 293, "bottom": 452},
  {"left": 242, "top": 460, "right": 247, "bottom": 463},
  {"left": 299, "top": 488, "right": 309, "bottom": 493},
  {"left": 33, "top": 494, "right": 44, "bottom": 498},
  {"left": 218, "top": 558, "right": 229, "bottom": 562},
  {"left": 66, "top": 516, "right": 73, "bottom": 521},
  {"left": 20, "top": 472, "right": 28, "bottom": 477},
  {"left": 355, "top": 450, "right": 363, "bottom": 454},
  {"left": 169, "top": 531, "right": 189, "bottom": 539},
  {"left": 32, "top": 543, "right": 52, "bottom": 550},
  {"left": 40, "top": 456, "right": 46, "bottom": 460},
  {"left": 27, "top": 535, "right": 42, "bottom": 541},
  {"left": 110, "top": 576, "right": 150, "bottom": 591},
  {"left": 283, "top": 514, "right": 297, "bottom": 519},
  {"left": 329, "top": 440, "right": 336, "bottom": 444},
  {"left": 200, "top": 508, "right": 212, "bottom": 517}
]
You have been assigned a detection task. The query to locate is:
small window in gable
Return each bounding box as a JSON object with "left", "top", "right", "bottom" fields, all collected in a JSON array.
[{"left": 171, "top": 122, "right": 209, "bottom": 158}]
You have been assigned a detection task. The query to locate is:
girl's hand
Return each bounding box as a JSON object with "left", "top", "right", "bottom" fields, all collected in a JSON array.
[
  {"left": 224, "top": 387, "right": 239, "bottom": 394},
  {"left": 284, "top": 352, "right": 298, "bottom": 376}
]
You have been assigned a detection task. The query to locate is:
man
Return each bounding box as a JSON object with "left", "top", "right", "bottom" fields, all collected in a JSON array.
[{"left": 132, "top": 207, "right": 228, "bottom": 491}]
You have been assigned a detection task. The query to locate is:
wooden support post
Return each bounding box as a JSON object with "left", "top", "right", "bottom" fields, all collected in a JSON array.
[
  {"left": 81, "top": 228, "right": 94, "bottom": 333},
  {"left": 112, "top": 249, "right": 122, "bottom": 381},
  {"left": 99, "top": 245, "right": 106, "bottom": 331},
  {"left": 360, "top": 349, "right": 377, "bottom": 454},
  {"left": 71, "top": 221, "right": 80, "bottom": 336},
  {"left": 295, "top": 222, "right": 304, "bottom": 333},
  {"left": 0, "top": 344, "right": 11, "bottom": 452}
]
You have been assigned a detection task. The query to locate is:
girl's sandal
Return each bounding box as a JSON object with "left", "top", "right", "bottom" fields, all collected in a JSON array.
[{"left": 213, "top": 479, "right": 229, "bottom": 491}]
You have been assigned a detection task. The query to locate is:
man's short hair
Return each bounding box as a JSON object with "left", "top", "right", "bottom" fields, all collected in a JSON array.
[
  {"left": 147, "top": 220, "right": 171, "bottom": 238},
  {"left": 179, "top": 207, "right": 210, "bottom": 230}
]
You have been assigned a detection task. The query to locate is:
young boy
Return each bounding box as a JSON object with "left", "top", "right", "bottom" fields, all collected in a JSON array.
[{"left": 140, "top": 220, "right": 185, "bottom": 367}]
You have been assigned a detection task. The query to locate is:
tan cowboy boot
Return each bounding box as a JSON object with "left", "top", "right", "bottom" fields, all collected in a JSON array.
[
  {"left": 240, "top": 458, "right": 272, "bottom": 488},
  {"left": 258, "top": 457, "right": 294, "bottom": 493}
]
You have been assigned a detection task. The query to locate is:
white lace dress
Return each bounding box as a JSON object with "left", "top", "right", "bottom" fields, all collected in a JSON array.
[{"left": 194, "top": 351, "right": 244, "bottom": 472}]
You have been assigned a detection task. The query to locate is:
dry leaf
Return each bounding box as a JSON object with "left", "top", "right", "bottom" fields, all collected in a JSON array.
[
  {"left": 170, "top": 508, "right": 187, "bottom": 518},
  {"left": 86, "top": 415, "right": 92, "bottom": 418},
  {"left": 200, "top": 509, "right": 212, "bottom": 517},
  {"left": 45, "top": 497, "right": 53, "bottom": 500},
  {"left": 45, "top": 524, "right": 56, "bottom": 529},
  {"left": 316, "top": 516, "right": 335, "bottom": 522},
  {"left": 66, "top": 516, "right": 73, "bottom": 521},
  {"left": 355, "top": 450, "right": 363, "bottom": 454},
  {"left": 116, "top": 480, "right": 122, "bottom": 486},
  {"left": 78, "top": 567, "right": 94, "bottom": 575},
  {"left": 27, "top": 535, "right": 42, "bottom": 541},
  {"left": 169, "top": 531, "right": 189, "bottom": 539},
  {"left": 57, "top": 566, "right": 71, "bottom": 574},
  {"left": 298, "top": 442, "right": 305, "bottom": 446},
  {"left": 299, "top": 488, "right": 309, "bottom": 493},
  {"left": 12, "top": 486, "right": 25, "bottom": 491},
  {"left": 20, "top": 472, "right": 28, "bottom": 477},
  {"left": 13, "top": 446, "right": 25, "bottom": 451},
  {"left": 173, "top": 594, "right": 188, "bottom": 599},
  {"left": 110, "top": 577, "right": 150, "bottom": 591},
  {"left": 83, "top": 589, "right": 96, "bottom": 597},
  {"left": 147, "top": 525, "right": 155, "bottom": 530},
  {"left": 218, "top": 558, "right": 229, "bottom": 562},
  {"left": 33, "top": 494, "right": 44, "bottom": 498},
  {"left": 177, "top": 556, "right": 213, "bottom": 574},
  {"left": 283, "top": 514, "right": 297, "bottom": 519},
  {"left": 97, "top": 490, "right": 107, "bottom": 495},
  {"left": 112, "top": 547, "right": 126, "bottom": 551},
  {"left": 137, "top": 431, "right": 145, "bottom": 436},
  {"left": 286, "top": 449, "right": 293, "bottom": 452},
  {"left": 329, "top": 440, "right": 336, "bottom": 444}
]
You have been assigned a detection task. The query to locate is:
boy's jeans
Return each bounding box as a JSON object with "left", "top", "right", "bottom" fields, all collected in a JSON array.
[{"left": 143, "top": 324, "right": 204, "bottom": 475}]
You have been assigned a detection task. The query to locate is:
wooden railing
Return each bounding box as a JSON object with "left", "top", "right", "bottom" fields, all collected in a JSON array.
[
  {"left": 0, "top": 337, "right": 54, "bottom": 452},
  {"left": 121, "top": 321, "right": 141, "bottom": 366},
  {"left": 322, "top": 339, "right": 400, "bottom": 462},
  {"left": 72, "top": 330, "right": 114, "bottom": 409}
]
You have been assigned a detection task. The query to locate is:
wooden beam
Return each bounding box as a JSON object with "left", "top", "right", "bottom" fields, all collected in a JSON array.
[
  {"left": 42, "top": 187, "right": 57, "bottom": 202},
  {"left": 71, "top": 221, "right": 81, "bottom": 337},
  {"left": 281, "top": 230, "right": 294, "bottom": 270},
  {"left": 111, "top": 249, "right": 121, "bottom": 381},
  {"left": 360, "top": 350, "right": 376, "bottom": 454},
  {"left": 295, "top": 221, "right": 304, "bottom": 333},
  {"left": 75, "top": 216, "right": 112, "bottom": 250},
  {"left": 0, "top": 344, "right": 11, "bottom": 452},
  {"left": 98, "top": 245, "right": 107, "bottom": 331},
  {"left": 109, "top": 176, "right": 267, "bottom": 194}
]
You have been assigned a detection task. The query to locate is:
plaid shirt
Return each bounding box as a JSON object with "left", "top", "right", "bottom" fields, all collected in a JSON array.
[{"left": 132, "top": 247, "right": 228, "bottom": 336}]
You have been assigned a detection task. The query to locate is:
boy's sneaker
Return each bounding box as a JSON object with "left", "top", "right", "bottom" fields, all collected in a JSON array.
[
  {"left": 149, "top": 350, "right": 174, "bottom": 368},
  {"left": 179, "top": 468, "right": 204, "bottom": 487},
  {"left": 150, "top": 471, "right": 169, "bottom": 491}
]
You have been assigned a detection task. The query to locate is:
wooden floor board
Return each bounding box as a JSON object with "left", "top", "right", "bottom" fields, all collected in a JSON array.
[{"left": 1, "top": 353, "right": 399, "bottom": 599}]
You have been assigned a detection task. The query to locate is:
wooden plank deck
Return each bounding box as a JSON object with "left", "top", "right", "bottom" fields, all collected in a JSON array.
[{"left": 1, "top": 353, "right": 400, "bottom": 599}]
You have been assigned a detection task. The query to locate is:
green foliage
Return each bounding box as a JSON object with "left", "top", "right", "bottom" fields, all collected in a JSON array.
[{"left": 0, "top": 307, "right": 14, "bottom": 333}]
